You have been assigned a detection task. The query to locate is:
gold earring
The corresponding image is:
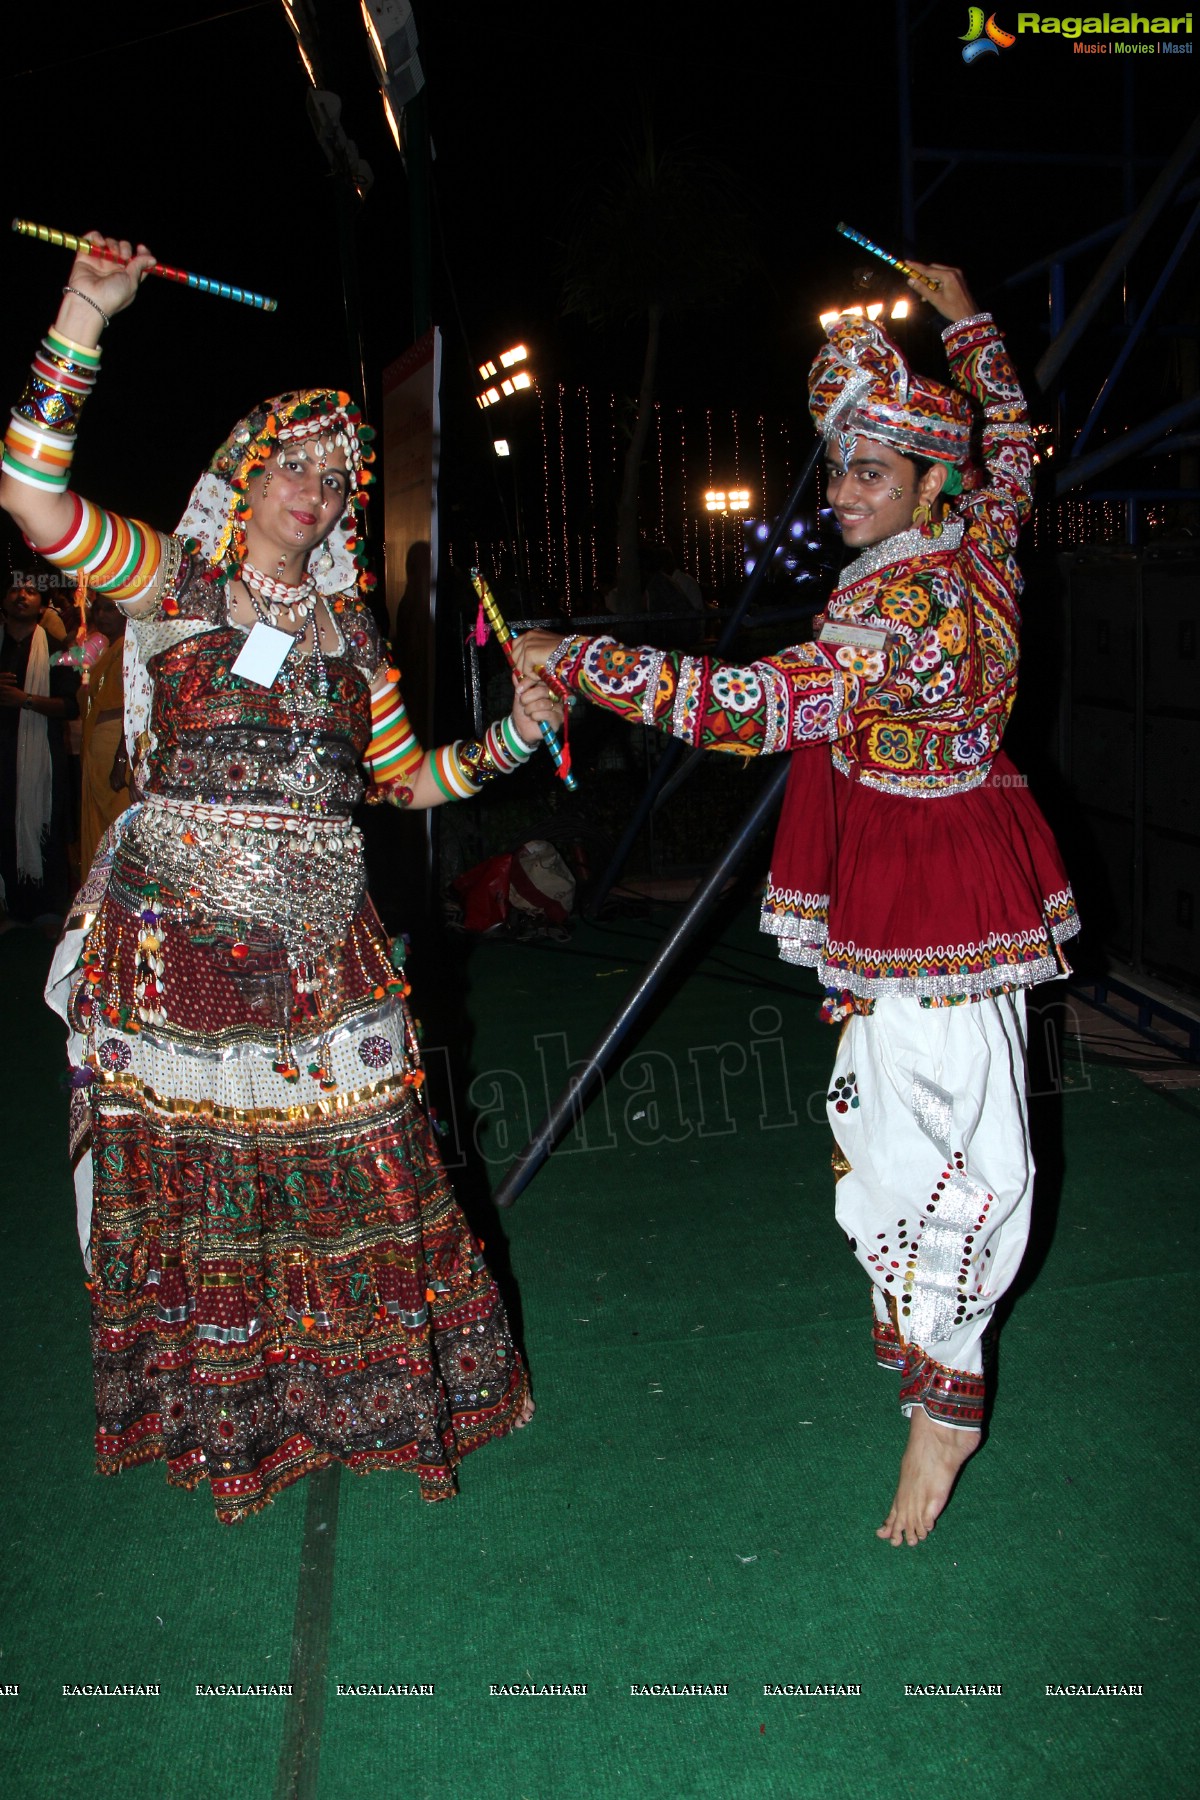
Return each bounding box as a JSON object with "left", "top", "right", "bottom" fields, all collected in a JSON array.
[{"left": 912, "top": 501, "right": 943, "bottom": 539}]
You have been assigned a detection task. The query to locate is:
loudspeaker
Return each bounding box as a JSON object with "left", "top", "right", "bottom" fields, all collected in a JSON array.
[
  {"left": 1144, "top": 829, "right": 1200, "bottom": 984},
  {"left": 1067, "top": 705, "right": 1135, "bottom": 820},
  {"left": 1068, "top": 552, "right": 1138, "bottom": 708}
]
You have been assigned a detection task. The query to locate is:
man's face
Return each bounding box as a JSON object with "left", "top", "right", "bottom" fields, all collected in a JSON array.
[
  {"left": 3, "top": 585, "right": 41, "bottom": 626},
  {"left": 90, "top": 597, "right": 124, "bottom": 640}
]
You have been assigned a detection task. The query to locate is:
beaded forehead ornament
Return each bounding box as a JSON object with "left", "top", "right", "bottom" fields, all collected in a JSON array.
[
  {"left": 809, "top": 316, "right": 970, "bottom": 492},
  {"left": 175, "top": 388, "right": 377, "bottom": 599}
]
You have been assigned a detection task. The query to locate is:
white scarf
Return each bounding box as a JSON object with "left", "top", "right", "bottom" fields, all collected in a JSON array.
[{"left": 1, "top": 623, "right": 52, "bottom": 885}]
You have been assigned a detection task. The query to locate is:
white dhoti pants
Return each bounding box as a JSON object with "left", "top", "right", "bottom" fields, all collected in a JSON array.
[{"left": 828, "top": 991, "right": 1033, "bottom": 1429}]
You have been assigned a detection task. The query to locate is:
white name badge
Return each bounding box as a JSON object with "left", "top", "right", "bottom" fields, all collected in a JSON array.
[
  {"left": 816, "top": 619, "right": 891, "bottom": 653},
  {"left": 231, "top": 622, "right": 295, "bottom": 687}
]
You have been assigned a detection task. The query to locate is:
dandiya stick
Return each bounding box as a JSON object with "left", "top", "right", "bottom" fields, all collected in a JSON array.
[
  {"left": 11, "top": 218, "right": 278, "bottom": 313},
  {"left": 834, "top": 222, "right": 940, "bottom": 292},
  {"left": 470, "top": 571, "right": 578, "bottom": 792}
]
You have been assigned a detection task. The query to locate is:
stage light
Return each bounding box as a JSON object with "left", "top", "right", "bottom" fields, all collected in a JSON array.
[
  {"left": 867, "top": 303, "right": 883, "bottom": 320},
  {"left": 281, "top": 0, "right": 323, "bottom": 87},
  {"left": 705, "top": 487, "right": 754, "bottom": 516},
  {"left": 818, "top": 304, "right": 865, "bottom": 327},
  {"left": 476, "top": 346, "right": 535, "bottom": 413},
  {"left": 494, "top": 439, "right": 511, "bottom": 457},
  {"left": 890, "top": 300, "right": 909, "bottom": 319},
  {"left": 361, "top": 0, "right": 425, "bottom": 158},
  {"left": 361, "top": 0, "right": 419, "bottom": 82},
  {"left": 381, "top": 86, "right": 403, "bottom": 154}
]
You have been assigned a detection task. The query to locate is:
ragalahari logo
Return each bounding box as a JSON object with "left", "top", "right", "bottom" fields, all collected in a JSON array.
[{"left": 961, "top": 7, "right": 1017, "bottom": 58}]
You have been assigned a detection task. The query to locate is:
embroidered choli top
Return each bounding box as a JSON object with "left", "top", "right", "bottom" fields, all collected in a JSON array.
[
  {"left": 545, "top": 315, "right": 1029, "bottom": 799},
  {"left": 126, "top": 544, "right": 383, "bottom": 821}
]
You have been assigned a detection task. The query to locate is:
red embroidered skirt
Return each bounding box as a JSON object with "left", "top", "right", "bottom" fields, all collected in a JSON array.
[
  {"left": 761, "top": 748, "right": 1079, "bottom": 1002},
  {"left": 52, "top": 835, "right": 529, "bottom": 1524}
]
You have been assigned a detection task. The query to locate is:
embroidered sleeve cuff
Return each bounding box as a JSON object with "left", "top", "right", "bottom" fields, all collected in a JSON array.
[
  {"left": 941, "top": 312, "right": 995, "bottom": 341},
  {"left": 543, "top": 634, "right": 589, "bottom": 690}
]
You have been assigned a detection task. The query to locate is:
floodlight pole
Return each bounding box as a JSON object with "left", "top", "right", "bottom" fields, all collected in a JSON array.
[{"left": 406, "top": 86, "right": 433, "bottom": 338}]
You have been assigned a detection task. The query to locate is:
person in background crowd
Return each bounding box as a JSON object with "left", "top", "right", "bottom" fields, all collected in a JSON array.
[
  {"left": 0, "top": 580, "right": 81, "bottom": 926},
  {"left": 77, "top": 592, "right": 130, "bottom": 874}
]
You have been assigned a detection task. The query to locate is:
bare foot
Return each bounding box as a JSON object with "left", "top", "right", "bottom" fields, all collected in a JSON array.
[
  {"left": 515, "top": 1390, "right": 535, "bottom": 1428},
  {"left": 877, "top": 1406, "right": 980, "bottom": 1547}
]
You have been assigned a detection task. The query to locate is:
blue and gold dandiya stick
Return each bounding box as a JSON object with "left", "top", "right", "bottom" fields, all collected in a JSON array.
[
  {"left": 12, "top": 219, "right": 279, "bottom": 312},
  {"left": 834, "top": 222, "right": 940, "bottom": 291},
  {"left": 470, "top": 571, "right": 578, "bottom": 792}
]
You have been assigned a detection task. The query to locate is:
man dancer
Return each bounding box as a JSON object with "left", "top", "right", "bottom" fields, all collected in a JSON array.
[{"left": 513, "top": 263, "right": 1077, "bottom": 1545}]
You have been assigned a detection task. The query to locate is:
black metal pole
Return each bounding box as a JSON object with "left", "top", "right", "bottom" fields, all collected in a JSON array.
[
  {"left": 584, "top": 433, "right": 824, "bottom": 916},
  {"left": 334, "top": 176, "right": 369, "bottom": 418},
  {"left": 492, "top": 756, "right": 792, "bottom": 1209}
]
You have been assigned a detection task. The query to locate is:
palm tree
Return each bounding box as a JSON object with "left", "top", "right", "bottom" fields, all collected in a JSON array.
[{"left": 561, "top": 119, "right": 754, "bottom": 613}]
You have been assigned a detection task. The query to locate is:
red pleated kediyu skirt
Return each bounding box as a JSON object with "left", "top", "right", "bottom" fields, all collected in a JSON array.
[{"left": 760, "top": 747, "right": 1079, "bottom": 1003}]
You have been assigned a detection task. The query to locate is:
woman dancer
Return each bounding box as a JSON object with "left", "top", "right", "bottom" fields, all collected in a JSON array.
[
  {"left": 513, "top": 264, "right": 1078, "bottom": 1547},
  {"left": 2, "top": 235, "right": 557, "bottom": 1522}
]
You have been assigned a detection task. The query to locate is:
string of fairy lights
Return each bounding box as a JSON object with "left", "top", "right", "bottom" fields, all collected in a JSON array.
[
  {"left": 459, "top": 380, "right": 1136, "bottom": 608},
  {"left": 580, "top": 386, "right": 598, "bottom": 591}
]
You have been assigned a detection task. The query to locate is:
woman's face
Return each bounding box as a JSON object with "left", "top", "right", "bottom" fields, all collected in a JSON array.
[
  {"left": 824, "top": 442, "right": 946, "bottom": 550},
  {"left": 244, "top": 442, "right": 349, "bottom": 567}
]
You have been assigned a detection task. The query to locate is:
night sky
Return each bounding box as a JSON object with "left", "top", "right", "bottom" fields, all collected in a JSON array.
[{"left": 3, "top": 0, "right": 1196, "bottom": 570}]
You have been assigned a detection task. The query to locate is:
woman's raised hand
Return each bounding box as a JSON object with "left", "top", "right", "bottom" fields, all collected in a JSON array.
[
  {"left": 57, "top": 233, "right": 156, "bottom": 346},
  {"left": 906, "top": 261, "right": 980, "bottom": 327}
]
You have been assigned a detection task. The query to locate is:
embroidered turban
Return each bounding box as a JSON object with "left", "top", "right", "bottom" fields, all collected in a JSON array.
[{"left": 808, "top": 316, "right": 971, "bottom": 481}]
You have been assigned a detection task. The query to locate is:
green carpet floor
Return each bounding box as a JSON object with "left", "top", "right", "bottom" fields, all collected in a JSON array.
[{"left": 1, "top": 901, "right": 1196, "bottom": 1800}]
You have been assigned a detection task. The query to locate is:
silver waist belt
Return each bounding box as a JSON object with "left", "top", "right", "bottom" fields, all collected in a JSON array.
[{"left": 125, "top": 795, "right": 367, "bottom": 965}]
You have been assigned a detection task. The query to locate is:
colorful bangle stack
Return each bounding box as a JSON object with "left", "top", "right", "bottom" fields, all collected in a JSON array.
[
  {"left": 364, "top": 675, "right": 424, "bottom": 786},
  {"left": 2, "top": 326, "right": 101, "bottom": 493},
  {"left": 32, "top": 491, "right": 170, "bottom": 605},
  {"left": 430, "top": 716, "right": 534, "bottom": 801}
]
